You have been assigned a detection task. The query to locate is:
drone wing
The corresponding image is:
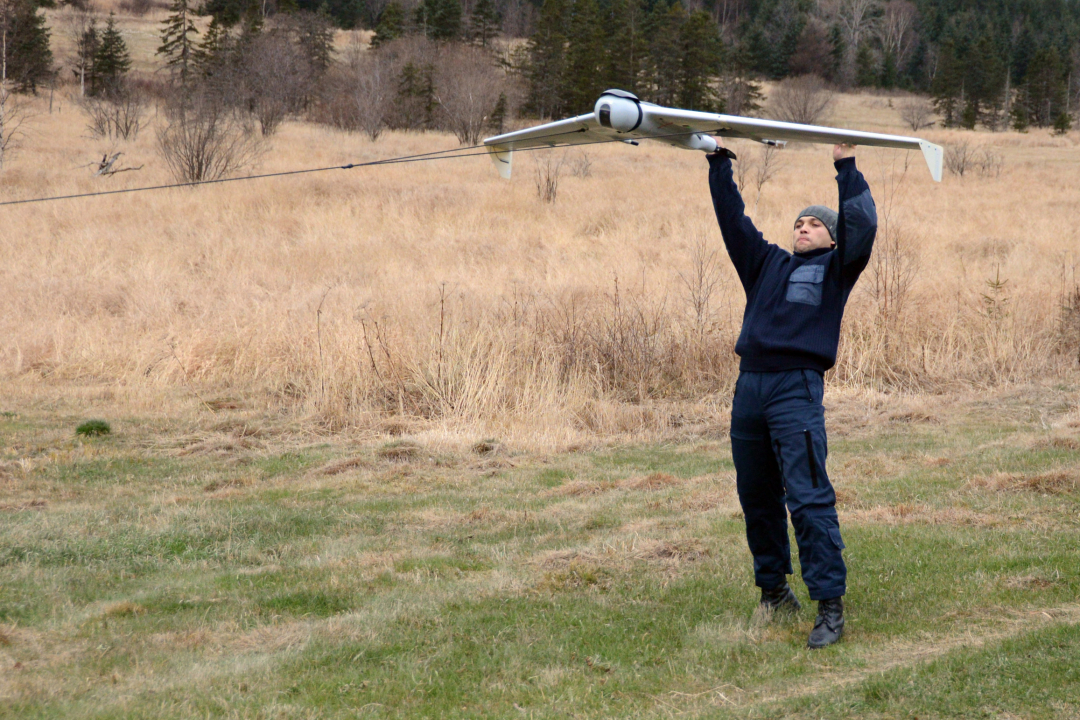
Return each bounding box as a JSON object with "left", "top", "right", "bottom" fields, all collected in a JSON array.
[{"left": 483, "top": 90, "right": 943, "bottom": 182}]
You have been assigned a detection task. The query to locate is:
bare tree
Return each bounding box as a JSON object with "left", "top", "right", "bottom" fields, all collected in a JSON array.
[
  {"left": 0, "top": 81, "right": 31, "bottom": 168},
  {"left": 836, "top": 0, "right": 879, "bottom": 52},
  {"left": 323, "top": 43, "right": 392, "bottom": 140},
  {"left": 80, "top": 85, "right": 146, "bottom": 139},
  {"left": 61, "top": 3, "right": 97, "bottom": 97},
  {"left": 897, "top": 96, "right": 934, "bottom": 130},
  {"left": 239, "top": 31, "right": 313, "bottom": 136},
  {"left": 734, "top": 143, "right": 752, "bottom": 192},
  {"left": 769, "top": 74, "right": 835, "bottom": 125},
  {"left": 878, "top": 0, "right": 918, "bottom": 68},
  {"left": 678, "top": 235, "right": 725, "bottom": 339},
  {"left": 752, "top": 144, "right": 785, "bottom": 215},
  {"left": 156, "top": 91, "right": 265, "bottom": 182},
  {"left": 434, "top": 44, "right": 506, "bottom": 145}
]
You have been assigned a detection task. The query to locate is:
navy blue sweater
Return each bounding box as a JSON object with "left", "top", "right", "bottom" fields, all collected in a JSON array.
[{"left": 708, "top": 153, "right": 878, "bottom": 374}]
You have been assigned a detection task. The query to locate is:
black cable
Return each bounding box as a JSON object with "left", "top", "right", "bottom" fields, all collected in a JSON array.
[{"left": 0, "top": 126, "right": 723, "bottom": 208}]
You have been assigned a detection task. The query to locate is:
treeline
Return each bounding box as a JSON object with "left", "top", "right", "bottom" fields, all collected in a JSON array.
[{"left": 3, "top": 0, "right": 1079, "bottom": 133}]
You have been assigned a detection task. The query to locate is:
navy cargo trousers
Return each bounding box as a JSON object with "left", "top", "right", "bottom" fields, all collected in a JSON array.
[{"left": 730, "top": 369, "right": 846, "bottom": 601}]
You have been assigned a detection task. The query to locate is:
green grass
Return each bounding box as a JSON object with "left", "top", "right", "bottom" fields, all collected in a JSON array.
[{"left": 1, "top": 393, "right": 1078, "bottom": 718}]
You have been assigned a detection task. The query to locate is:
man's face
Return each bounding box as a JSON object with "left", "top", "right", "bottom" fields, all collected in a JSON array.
[{"left": 792, "top": 216, "right": 835, "bottom": 253}]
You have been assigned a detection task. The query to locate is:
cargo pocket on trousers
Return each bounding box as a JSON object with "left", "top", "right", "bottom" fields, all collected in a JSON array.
[
  {"left": 786, "top": 264, "right": 825, "bottom": 306},
  {"left": 828, "top": 527, "right": 845, "bottom": 550}
]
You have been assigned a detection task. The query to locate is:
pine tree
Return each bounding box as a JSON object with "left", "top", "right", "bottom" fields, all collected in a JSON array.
[
  {"left": 487, "top": 91, "right": 507, "bottom": 134},
  {"left": 93, "top": 13, "right": 131, "bottom": 97},
  {"left": 158, "top": 0, "right": 200, "bottom": 85},
  {"left": 293, "top": 9, "right": 334, "bottom": 75},
  {"left": 74, "top": 19, "right": 99, "bottom": 97},
  {"left": 828, "top": 24, "right": 845, "bottom": 82},
  {"left": 601, "top": 0, "right": 645, "bottom": 93},
  {"left": 525, "top": 0, "right": 569, "bottom": 118},
  {"left": 395, "top": 61, "right": 436, "bottom": 129},
  {"left": 1011, "top": 22, "right": 1035, "bottom": 87},
  {"left": 372, "top": 1, "right": 405, "bottom": 47},
  {"left": 855, "top": 43, "right": 877, "bottom": 87},
  {"left": 415, "top": 0, "right": 461, "bottom": 41},
  {"left": 562, "top": 0, "right": 604, "bottom": 112},
  {"left": 196, "top": 16, "right": 232, "bottom": 77},
  {"left": 1053, "top": 109, "right": 1072, "bottom": 134},
  {"left": 741, "top": 22, "right": 770, "bottom": 79},
  {"left": 677, "top": 9, "right": 722, "bottom": 111},
  {"left": 645, "top": 1, "right": 686, "bottom": 106},
  {"left": 1023, "top": 44, "right": 1066, "bottom": 126},
  {"left": 3, "top": 0, "right": 53, "bottom": 94},
  {"left": 469, "top": 0, "right": 499, "bottom": 48},
  {"left": 961, "top": 33, "right": 1004, "bottom": 129},
  {"left": 931, "top": 39, "right": 962, "bottom": 127}
]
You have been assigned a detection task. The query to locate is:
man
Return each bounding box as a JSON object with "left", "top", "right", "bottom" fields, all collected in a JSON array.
[{"left": 707, "top": 138, "right": 877, "bottom": 649}]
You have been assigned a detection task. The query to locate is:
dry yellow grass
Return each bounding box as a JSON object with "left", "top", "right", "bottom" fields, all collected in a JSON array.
[{"left": 3, "top": 29, "right": 1079, "bottom": 444}]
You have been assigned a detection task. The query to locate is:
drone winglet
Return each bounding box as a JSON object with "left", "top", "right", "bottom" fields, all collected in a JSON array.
[{"left": 483, "top": 90, "right": 944, "bottom": 182}]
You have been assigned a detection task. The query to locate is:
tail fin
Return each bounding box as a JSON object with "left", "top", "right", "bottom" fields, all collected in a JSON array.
[
  {"left": 919, "top": 140, "right": 943, "bottom": 182},
  {"left": 488, "top": 145, "right": 513, "bottom": 180}
]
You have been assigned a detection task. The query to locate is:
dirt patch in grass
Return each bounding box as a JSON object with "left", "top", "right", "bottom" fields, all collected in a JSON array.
[
  {"left": 622, "top": 472, "right": 680, "bottom": 490},
  {"left": 0, "top": 499, "right": 48, "bottom": 512},
  {"left": 1027, "top": 435, "right": 1080, "bottom": 451},
  {"left": 966, "top": 470, "right": 1080, "bottom": 495},
  {"left": 1003, "top": 574, "right": 1059, "bottom": 590},
  {"left": 887, "top": 409, "right": 942, "bottom": 424},
  {"left": 318, "top": 456, "right": 370, "bottom": 475},
  {"left": 378, "top": 441, "right": 424, "bottom": 462},
  {"left": 635, "top": 539, "right": 710, "bottom": 564},
  {"left": 203, "top": 476, "right": 254, "bottom": 493},
  {"left": 102, "top": 601, "right": 146, "bottom": 617},
  {"left": 678, "top": 490, "right": 738, "bottom": 512},
  {"left": 845, "top": 504, "right": 1004, "bottom": 527},
  {"left": 537, "top": 560, "right": 612, "bottom": 592},
  {"left": 178, "top": 435, "right": 263, "bottom": 456},
  {"left": 548, "top": 479, "right": 618, "bottom": 497}
]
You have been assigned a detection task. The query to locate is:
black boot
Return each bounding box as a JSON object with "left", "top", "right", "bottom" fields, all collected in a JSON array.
[
  {"left": 759, "top": 582, "right": 801, "bottom": 614},
  {"left": 807, "top": 597, "right": 844, "bottom": 648}
]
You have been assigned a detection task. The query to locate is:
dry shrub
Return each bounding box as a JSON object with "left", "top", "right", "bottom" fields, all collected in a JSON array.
[
  {"left": 769, "top": 75, "right": 835, "bottom": 125},
  {"left": 320, "top": 44, "right": 393, "bottom": 140},
  {"left": 156, "top": 91, "right": 266, "bottom": 183},
  {"left": 80, "top": 86, "right": 147, "bottom": 141},
  {"left": 533, "top": 151, "right": 565, "bottom": 202},
  {"left": 897, "top": 97, "right": 934, "bottom": 131},
  {"left": 966, "top": 470, "right": 1079, "bottom": 495},
  {"left": 945, "top": 140, "right": 1004, "bottom": 178}
]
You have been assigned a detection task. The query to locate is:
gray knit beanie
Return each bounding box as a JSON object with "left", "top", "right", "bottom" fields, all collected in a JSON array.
[{"left": 795, "top": 205, "right": 838, "bottom": 243}]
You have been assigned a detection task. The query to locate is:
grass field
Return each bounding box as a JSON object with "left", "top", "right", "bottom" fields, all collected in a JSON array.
[
  {"left": 2, "top": 384, "right": 1079, "bottom": 718},
  {"left": 3, "top": 11, "right": 1080, "bottom": 716}
]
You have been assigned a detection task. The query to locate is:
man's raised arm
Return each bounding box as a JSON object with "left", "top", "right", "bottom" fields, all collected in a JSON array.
[
  {"left": 832, "top": 145, "right": 878, "bottom": 275},
  {"left": 708, "top": 139, "right": 773, "bottom": 291}
]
